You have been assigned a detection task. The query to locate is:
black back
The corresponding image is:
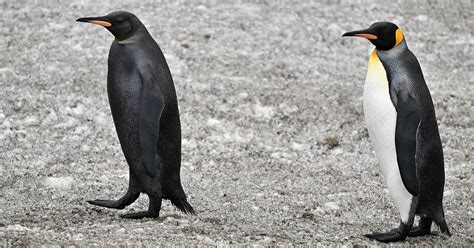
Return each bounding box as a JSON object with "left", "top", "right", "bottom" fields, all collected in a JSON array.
[
  {"left": 107, "top": 23, "right": 183, "bottom": 197},
  {"left": 377, "top": 41, "right": 445, "bottom": 208}
]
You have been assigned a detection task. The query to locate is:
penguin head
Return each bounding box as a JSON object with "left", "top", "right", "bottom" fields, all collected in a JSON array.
[
  {"left": 77, "top": 11, "right": 142, "bottom": 41},
  {"left": 342, "top": 22, "right": 404, "bottom": 51}
]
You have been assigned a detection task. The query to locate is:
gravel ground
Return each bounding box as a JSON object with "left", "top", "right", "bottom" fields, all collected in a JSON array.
[{"left": 1, "top": 0, "right": 472, "bottom": 246}]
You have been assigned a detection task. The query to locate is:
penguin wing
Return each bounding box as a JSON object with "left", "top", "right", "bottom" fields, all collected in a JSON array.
[
  {"left": 394, "top": 100, "right": 420, "bottom": 196},
  {"left": 384, "top": 47, "right": 429, "bottom": 197},
  {"left": 138, "top": 73, "right": 165, "bottom": 178}
]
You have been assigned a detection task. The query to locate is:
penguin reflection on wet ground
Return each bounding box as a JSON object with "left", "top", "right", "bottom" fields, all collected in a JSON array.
[
  {"left": 343, "top": 22, "right": 451, "bottom": 242},
  {"left": 77, "top": 11, "right": 194, "bottom": 219}
]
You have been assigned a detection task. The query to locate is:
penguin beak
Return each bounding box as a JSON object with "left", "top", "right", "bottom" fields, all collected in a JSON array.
[
  {"left": 342, "top": 29, "right": 377, "bottom": 40},
  {"left": 76, "top": 16, "right": 112, "bottom": 27}
]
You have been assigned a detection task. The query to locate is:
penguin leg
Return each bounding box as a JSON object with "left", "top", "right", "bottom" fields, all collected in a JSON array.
[
  {"left": 364, "top": 221, "right": 412, "bottom": 242},
  {"left": 87, "top": 171, "right": 141, "bottom": 209},
  {"left": 121, "top": 193, "right": 162, "bottom": 219},
  {"left": 408, "top": 216, "right": 432, "bottom": 237},
  {"left": 120, "top": 196, "right": 162, "bottom": 219},
  {"left": 365, "top": 197, "right": 417, "bottom": 242},
  {"left": 121, "top": 172, "right": 162, "bottom": 219}
]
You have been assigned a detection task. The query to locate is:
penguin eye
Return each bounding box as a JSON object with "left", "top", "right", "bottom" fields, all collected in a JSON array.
[{"left": 116, "top": 18, "right": 125, "bottom": 23}]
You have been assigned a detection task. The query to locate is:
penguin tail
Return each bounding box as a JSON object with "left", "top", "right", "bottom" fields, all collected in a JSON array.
[
  {"left": 170, "top": 198, "right": 196, "bottom": 215},
  {"left": 433, "top": 208, "right": 452, "bottom": 236},
  {"left": 435, "top": 218, "right": 451, "bottom": 236}
]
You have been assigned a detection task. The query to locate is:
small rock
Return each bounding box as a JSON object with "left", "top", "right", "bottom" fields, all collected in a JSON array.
[
  {"left": 302, "top": 212, "right": 315, "bottom": 220},
  {"left": 325, "top": 136, "right": 339, "bottom": 148}
]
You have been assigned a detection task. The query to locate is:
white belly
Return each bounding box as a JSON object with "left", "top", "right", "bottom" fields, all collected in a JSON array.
[{"left": 363, "top": 50, "right": 413, "bottom": 222}]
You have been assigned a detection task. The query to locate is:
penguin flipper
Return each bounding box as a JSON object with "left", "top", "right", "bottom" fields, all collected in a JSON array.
[
  {"left": 138, "top": 78, "right": 165, "bottom": 178},
  {"left": 394, "top": 102, "right": 420, "bottom": 196}
]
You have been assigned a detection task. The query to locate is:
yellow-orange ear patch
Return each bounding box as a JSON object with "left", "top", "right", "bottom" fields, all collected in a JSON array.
[
  {"left": 395, "top": 28, "right": 404, "bottom": 47},
  {"left": 355, "top": 33, "right": 378, "bottom": 40},
  {"left": 89, "top": 20, "right": 112, "bottom": 27}
]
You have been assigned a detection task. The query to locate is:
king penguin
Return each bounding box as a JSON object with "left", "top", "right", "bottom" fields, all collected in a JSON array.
[
  {"left": 342, "top": 22, "right": 451, "bottom": 242},
  {"left": 77, "top": 11, "right": 195, "bottom": 219}
]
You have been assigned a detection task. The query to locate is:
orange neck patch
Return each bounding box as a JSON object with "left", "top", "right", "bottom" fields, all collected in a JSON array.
[{"left": 395, "top": 28, "right": 404, "bottom": 47}]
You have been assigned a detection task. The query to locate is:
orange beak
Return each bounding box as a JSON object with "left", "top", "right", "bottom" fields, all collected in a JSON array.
[
  {"left": 342, "top": 29, "right": 378, "bottom": 40},
  {"left": 88, "top": 20, "right": 112, "bottom": 27},
  {"left": 354, "top": 33, "right": 377, "bottom": 40},
  {"left": 76, "top": 17, "right": 112, "bottom": 27}
]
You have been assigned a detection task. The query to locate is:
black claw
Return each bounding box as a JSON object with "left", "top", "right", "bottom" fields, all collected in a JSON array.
[
  {"left": 87, "top": 199, "right": 125, "bottom": 209},
  {"left": 364, "top": 233, "right": 380, "bottom": 239}
]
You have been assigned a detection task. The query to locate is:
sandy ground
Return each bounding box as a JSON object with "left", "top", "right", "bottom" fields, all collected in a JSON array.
[{"left": 1, "top": 0, "right": 472, "bottom": 246}]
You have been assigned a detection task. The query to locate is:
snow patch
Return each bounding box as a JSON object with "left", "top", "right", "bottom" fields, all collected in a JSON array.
[
  {"left": 253, "top": 103, "right": 274, "bottom": 119},
  {"left": 415, "top": 15, "right": 428, "bottom": 22},
  {"left": 290, "top": 142, "right": 307, "bottom": 151},
  {"left": 206, "top": 118, "right": 221, "bottom": 126},
  {"left": 42, "top": 110, "right": 58, "bottom": 125},
  {"left": 23, "top": 116, "right": 40, "bottom": 126},
  {"left": 238, "top": 92, "right": 249, "bottom": 99},
  {"left": 324, "top": 202, "right": 340, "bottom": 210},
  {"left": 6, "top": 224, "right": 31, "bottom": 231},
  {"left": 44, "top": 176, "right": 74, "bottom": 189}
]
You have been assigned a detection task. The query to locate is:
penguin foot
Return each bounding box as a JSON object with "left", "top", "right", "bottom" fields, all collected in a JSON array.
[
  {"left": 408, "top": 226, "right": 431, "bottom": 237},
  {"left": 364, "top": 229, "right": 407, "bottom": 243},
  {"left": 120, "top": 211, "right": 159, "bottom": 219},
  {"left": 408, "top": 216, "right": 432, "bottom": 237},
  {"left": 87, "top": 199, "right": 125, "bottom": 209},
  {"left": 365, "top": 222, "right": 411, "bottom": 243}
]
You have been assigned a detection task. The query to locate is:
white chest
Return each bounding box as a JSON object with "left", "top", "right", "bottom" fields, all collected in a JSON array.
[
  {"left": 363, "top": 50, "right": 413, "bottom": 222},
  {"left": 363, "top": 50, "right": 397, "bottom": 166}
]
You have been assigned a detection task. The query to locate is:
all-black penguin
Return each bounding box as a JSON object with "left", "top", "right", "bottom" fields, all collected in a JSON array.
[
  {"left": 77, "top": 11, "right": 194, "bottom": 218},
  {"left": 342, "top": 22, "right": 451, "bottom": 242}
]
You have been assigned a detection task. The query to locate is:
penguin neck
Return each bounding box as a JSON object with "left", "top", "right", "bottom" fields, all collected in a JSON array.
[
  {"left": 376, "top": 40, "right": 408, "bottom": 60},
  {"left": 116, "top": 25, "right": 151, "bottom": 44}
]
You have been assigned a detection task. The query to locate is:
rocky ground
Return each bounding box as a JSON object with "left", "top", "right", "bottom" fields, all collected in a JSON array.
[{"left": 0, "top": 0, "right": 472, "bottom": 246}]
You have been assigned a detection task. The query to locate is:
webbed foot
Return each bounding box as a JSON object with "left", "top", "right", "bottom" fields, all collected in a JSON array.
[{"left": 364, "top": 222, "right": 411, "bottom": 243}]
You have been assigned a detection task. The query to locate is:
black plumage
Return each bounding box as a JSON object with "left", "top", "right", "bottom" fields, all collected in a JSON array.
[
  {"left": 380, "top": 41, "right": 448, "bottom": 226},
  {"left": 77, "top": 11, "right": 194, "bottom": 218}
]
